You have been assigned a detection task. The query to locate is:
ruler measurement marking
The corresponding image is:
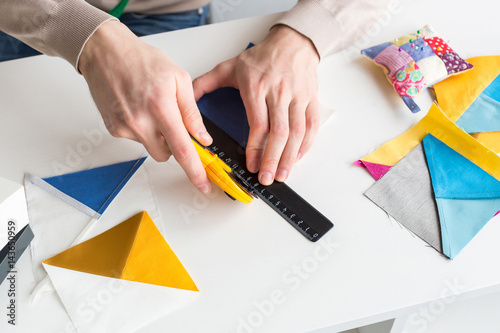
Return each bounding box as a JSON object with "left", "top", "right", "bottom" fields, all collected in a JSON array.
[
  {"left": 201, "top": 113, "right": 332, "bottom": 241},
  {"left": 227, "top": 163, "right": 317, "bottom": 240},
  {"left": 229, "top": 165, "right": 318, "bottom": 240}
]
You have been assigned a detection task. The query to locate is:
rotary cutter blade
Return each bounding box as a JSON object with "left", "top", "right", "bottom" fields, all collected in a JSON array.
[{"left": 192, "top": 138, "right": 254, "bottom": 204}]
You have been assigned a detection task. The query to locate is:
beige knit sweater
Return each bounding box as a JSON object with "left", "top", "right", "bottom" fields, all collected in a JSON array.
[{"left": 0, "top": 0, "right": 391, "bottom": 70}]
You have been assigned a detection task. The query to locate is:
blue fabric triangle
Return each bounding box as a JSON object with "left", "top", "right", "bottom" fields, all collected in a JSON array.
[
  {"left": 197, "top": 87, "right": 250, "bottom": 148},
  {"left": 455, "top": 93, "right": 500, "bottom": 133},
  {"left": 422, "top": 134, "right": 500, "bottom": 199},
  {"left": 361, "top": 42, "right": 392, "bottom": 60},
  {"left": 482, "top": 73, "right": 500, "bottom": 101},
  {"left": 437, "top": 197, "right": 500, "bottom": 259},
  {"left": 43, "top": 157, "right": 146, "bottom": 215}
]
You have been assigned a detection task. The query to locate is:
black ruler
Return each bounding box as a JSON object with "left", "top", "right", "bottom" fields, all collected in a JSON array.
[{"left": 201, "top": 114, "right": 333, "bottom": 242}]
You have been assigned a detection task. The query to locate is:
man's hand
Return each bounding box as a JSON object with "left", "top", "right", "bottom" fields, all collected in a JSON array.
[
  {"left": 193, "top": 25, "right": 320, "bottom": 185},
  {"left": 79, "top": 21, "right": 213, "bottom": 194}
]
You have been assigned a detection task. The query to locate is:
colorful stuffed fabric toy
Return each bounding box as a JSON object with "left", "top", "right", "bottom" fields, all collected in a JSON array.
[{"left": 361, "top": 25, "right": 473, "bottom": 113}]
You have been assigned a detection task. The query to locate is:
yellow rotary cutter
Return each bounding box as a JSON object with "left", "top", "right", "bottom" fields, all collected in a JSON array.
[{"left": 192, "top": 139, "right": 253, "bottom": 204}]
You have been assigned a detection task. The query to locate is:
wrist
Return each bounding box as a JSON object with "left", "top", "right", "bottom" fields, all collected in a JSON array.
[
  {"left": 78, "top": 20, "right": 132, "bottom": 76},
  {"left": 267, "top": 24, "right": 320, "bottom": 64}
]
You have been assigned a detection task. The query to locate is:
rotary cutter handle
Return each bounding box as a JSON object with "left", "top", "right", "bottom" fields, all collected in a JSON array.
[{"left": 192, "top": 139, "right": 254, "bottom": 204}]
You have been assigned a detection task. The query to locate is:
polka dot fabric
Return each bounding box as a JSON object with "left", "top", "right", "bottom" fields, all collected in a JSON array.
[
  {"left": 425, "top": 37, "right": 454, "bottom": 56},
  {"left": 361, "top": 24, "right": 473, "bottom": 113},
  {"left": 439, "top": 52, "right": 474, "bottom": 74}
]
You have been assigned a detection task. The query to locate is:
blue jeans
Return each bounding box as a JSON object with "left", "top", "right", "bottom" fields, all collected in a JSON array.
[
  {"left": 119, "top": 6, "right": 208, "bottom": 37},
  {"left": 0, "top": 5, "right": 208, "bottom": 62}
]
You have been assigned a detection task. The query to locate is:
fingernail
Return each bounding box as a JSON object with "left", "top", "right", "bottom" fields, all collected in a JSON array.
[
  {"left": 296, "top": 152, "right": 303, "bottom": 162},
  {"left": 199, "top": 131, "right": 212, "bottom": 145},
  {"left": 276, "top": 169, "right": 288, "bottom": 182},
  {"left": 259, "top": 172, "right": 273, "bottom": 185},
  {"left": 248, "top": 159, "right": 260, "bottom": 173},
  {"left": 198, "top": 183, "right": 211, "bottom": 194}
]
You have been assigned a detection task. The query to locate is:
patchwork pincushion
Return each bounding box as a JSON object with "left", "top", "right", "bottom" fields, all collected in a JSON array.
[{"left": 361, "top": 25, "right": 473, "bottom": 113}]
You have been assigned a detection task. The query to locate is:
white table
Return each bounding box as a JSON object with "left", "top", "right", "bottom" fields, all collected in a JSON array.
[{"left": 1, "top": 1, "right": 500, "bottom": 332}]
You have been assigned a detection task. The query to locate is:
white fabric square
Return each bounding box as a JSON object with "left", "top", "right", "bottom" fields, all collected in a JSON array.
[
  {"left": 417, "top": 55, "right": 448, "bottom": 85},
  {"left": 44, "top": 264, "right": 197, "bottom": 333}
]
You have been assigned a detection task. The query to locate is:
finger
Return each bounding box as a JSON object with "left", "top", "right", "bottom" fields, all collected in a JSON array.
[
  {"left": 240, "top": 84, "right": 268, "bottom": 174},
  {"left": 133, "top": 120, "right": 172, "bottom": 162},
  {"left": 297, "top": 98, "right": 320, "bottom": 161},
  {"left": 192, "top": 61, "right": 233, "bottom": 101},
  {"left": 157, "top": 98, "right": 212, "bottom": 194},
  {"left": 175, "top": 71, "right": 212, "bottom": 146},
  {"left": 258, "top": 93, "right": 290, "bottom": 186},
  {"left": 163, "top": 137, "right": 172, "bottom": 157},
  {"left": 275, "top": 100, "right": 306, "bottom": 182}
]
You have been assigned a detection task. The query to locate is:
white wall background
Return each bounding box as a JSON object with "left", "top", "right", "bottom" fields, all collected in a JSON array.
[{"left": 209, "top": 0, "right": 297, "bottom": 23}]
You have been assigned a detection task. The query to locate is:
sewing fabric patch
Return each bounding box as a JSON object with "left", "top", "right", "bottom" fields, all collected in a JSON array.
[
  {"left": 365, "top": 144, "right": 442, "bottom": 252},
  {"left": 43, "top": 212, "right": 198, "bottom": 333},
  {"left": 361, "top": 24, "right": 473, "bottom": 113},
  {"left": 24, "top": 157, "right": 155, "bottom": 284},
  {"left": 357, "top": 104, "right": 500, "bottom": 181},
  {"left": 422, "top": 134, "right": 500, "bottom": 259}
]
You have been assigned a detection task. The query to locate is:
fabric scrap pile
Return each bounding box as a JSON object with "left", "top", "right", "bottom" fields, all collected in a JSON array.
[
  {"left": 24, "top": 157, "right": 197, "bottom": 332},
  {"left": 355, "top": 56, "right": 500, "bottom": 258}
]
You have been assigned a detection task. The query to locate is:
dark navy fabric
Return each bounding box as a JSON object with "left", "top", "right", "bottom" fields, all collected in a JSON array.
[
  {"left": 196, "top": 43, "right": 255, "bottom": 148},
  {"left": 197, "top": 87, "right": 251, "bottom": 148}
]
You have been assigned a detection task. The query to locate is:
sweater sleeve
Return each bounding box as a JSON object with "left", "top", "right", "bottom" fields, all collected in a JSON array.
[
  {"left": 0, "top": 0, "right": 117, "bottom": 71},
  {"left": 274, "top": 0, "right": 393, "bottom": 58}
]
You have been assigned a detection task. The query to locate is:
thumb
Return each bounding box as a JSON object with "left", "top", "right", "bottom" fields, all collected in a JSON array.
[{"left": 193, "top": 61, "right": 234, "bottom": 101}]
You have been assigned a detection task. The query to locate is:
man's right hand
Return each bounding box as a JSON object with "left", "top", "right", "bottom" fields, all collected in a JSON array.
[{"left": 78, "top": 20, "right": 213, "bottom": 194}]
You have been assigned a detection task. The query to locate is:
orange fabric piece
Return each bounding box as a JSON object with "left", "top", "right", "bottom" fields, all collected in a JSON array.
[
  {"left": 44, "top": 211, "right": 198, "bottom": 291},
  {"left": 433, "top": 56, "right": 500, "bottom": 122}
]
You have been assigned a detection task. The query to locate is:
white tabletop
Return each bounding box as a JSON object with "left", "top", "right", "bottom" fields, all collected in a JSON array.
[{"left": 1, "top": 1, "right": 500, "bottom": 332}]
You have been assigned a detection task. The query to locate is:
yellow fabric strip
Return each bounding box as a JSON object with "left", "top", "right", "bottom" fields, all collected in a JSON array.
[
  {"left": 471, "top": 132, "right": 500, "bottom": 154},
  {"left": 433, "top": 55, "right": 500, "bottom": 122},
  {"left": 361, "top": 104, "right": 500, "bottom": 181}
]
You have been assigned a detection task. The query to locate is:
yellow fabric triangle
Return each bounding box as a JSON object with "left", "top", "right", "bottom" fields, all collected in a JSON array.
[
  {"left": 43, "top": 212, "right": 142, "bottom": 278},
  {"left": 43, "top": 211, "right": 198, "bottom": 291},
  {"left": 361, "top": 104, "right": 500, "bottom": 181},
  {"left": 433, "top": 56, "right": 500, "bottom": 121},
  {"left": 122, "top": 212, "right": 198, "bottom": 291}
]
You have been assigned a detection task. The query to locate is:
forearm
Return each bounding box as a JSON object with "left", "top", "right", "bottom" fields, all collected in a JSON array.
[
  {"left": 275, "top": 0, "right": 394, "bottom": 58},
  {"left": 0, "top": 0, "right": 116, "bottom": 70}
]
